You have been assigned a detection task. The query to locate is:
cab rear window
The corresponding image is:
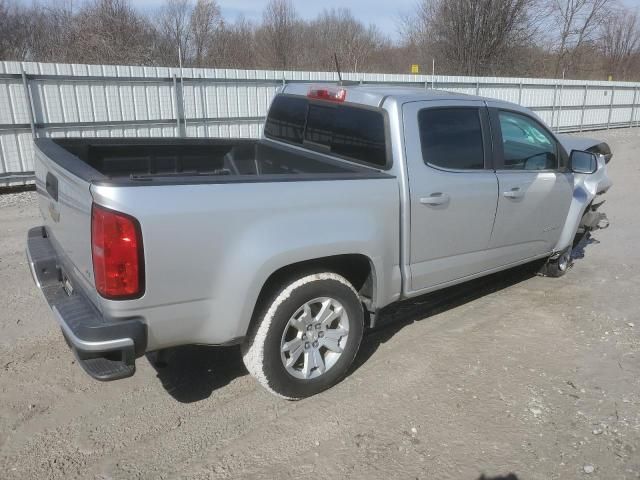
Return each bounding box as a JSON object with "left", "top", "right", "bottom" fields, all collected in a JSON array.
[
  {"left": 263, "top": 95, "right": 307, "bottom": 144},
  {"left": 264, "top": 95, "right": 388, "bottom": 168}
]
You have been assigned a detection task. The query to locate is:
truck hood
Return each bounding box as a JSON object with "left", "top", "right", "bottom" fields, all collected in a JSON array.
[
  {"left": 557, "top": 134, "right": 613, "bottom": 164},
  {"left": 557, "top": 134, "right": 602, "bottom": 152}
]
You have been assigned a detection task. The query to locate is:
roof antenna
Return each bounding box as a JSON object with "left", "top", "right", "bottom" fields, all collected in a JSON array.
[
  {"left": 334, "top": 53, "right": 343, "bottom": 84},
  {"left": 333, "top": 53, "right": 358, "bottom": 86}
]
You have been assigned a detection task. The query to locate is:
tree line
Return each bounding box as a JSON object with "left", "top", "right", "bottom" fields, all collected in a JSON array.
[{"left": 1, "top": 0, "right": 639, "bottom": 81}]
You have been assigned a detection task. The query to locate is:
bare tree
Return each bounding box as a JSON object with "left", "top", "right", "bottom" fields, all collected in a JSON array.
[
  {"left": 256, "top": 0, "right": 300, "bottom": 70},
  {"left": 3, "top": 0, "right": 640, "bottom": 80},
  {"left": 207, "top": 16, "right": 257, "bottom": 68},
  {"left": 67, "top": 0, "right": 156, "bottom": 65},
  {"left": 0, "top": 0, "right": 40, "bottom": 61},
  {"left": 156, "top": 0, "right": 192, "bottom": 66},
  {"left": 402, "top": 0, "right": 541, "bottom": 76},
  {"left": 308, "top": 8, "right": 387, "bottom": 73},
  {"left": 599, "top": 7, "right": 640, "bottom": 80},
  {"left": 190, "top": 0, "right": 222, "bottom": 67},
  {"left": 27, "top": 2, "right": 79, "bottom": 63},
  {"left": 549, "top": 0, "right": 611, "bottom": 77}
]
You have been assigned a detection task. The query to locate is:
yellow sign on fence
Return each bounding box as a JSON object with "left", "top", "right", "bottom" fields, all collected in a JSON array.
[{"left": 411, "top": 64, "right": 420, "bottom": 74}]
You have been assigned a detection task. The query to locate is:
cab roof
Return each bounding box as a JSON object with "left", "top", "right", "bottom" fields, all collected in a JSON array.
[{"left": 281, "top": 82, "right": 495, "bottom": 108}]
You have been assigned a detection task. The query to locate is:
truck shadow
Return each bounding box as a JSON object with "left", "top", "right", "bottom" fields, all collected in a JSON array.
[
  {"left": 149, "top": 235, "right": 601, "bottom": 404},
  {"left": 352, "top": 263, "right": 540, "bottom": 373},
  {"left": 354, "top": 231, "right": 603, "bottom": 373},
  {"left": 571, "top": 232, "right": 600, "bottom": 261},
  {"left": 148, "top": 263, "right": 540, "bottom": 403},
  {"left": 146, "top": 345, "right": 246, "bottom": 403}
]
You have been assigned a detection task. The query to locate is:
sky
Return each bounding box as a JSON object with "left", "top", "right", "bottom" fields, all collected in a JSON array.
[{"left": 213, "top": 0, "right": 413, "bottom": 39}]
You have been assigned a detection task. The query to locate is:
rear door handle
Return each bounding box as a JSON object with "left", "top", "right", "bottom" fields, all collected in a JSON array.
[
  {"left": 503, "top": 187, "right": 524, "bottom": 199},
  {"left": 420, "top": 192, "right": 450, "bottom": 206}
]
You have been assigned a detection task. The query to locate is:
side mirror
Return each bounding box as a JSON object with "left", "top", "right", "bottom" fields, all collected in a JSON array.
[{"left": 570, "top": 150, "right": 598, "bottom": 174}]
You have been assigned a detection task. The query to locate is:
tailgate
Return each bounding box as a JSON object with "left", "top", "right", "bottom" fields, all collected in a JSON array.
[{"left": 34, "top": 143, "right": 98, "bottom": 307}]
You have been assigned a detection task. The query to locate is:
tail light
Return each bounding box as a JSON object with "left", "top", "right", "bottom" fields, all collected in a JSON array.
[
  {"left": 91, "top": 204, "right": 144, "bottom": 299},
  {"left": 307, "top": 86, "right": 346, "bottom": 103}
]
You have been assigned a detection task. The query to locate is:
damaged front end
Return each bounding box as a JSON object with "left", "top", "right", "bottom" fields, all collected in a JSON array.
[{"left": 574, "top": 200, "right": 610, "bottom": 247}]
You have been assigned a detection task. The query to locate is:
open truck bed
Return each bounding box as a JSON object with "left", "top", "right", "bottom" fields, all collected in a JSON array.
[{"left": 36, "top": 138, "right": 387, "bottom": 186}]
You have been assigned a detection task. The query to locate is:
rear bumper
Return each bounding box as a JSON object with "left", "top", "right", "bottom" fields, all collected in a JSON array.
[{"left": 26, "top": 226, "right": 147, "bottom": 381}]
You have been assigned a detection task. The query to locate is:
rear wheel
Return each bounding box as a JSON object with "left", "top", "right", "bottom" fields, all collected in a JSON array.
[{"left": 242, "top": 272, "right": 364, "bottom": 399}]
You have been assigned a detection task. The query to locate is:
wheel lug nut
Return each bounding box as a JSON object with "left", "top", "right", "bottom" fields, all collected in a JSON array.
[
  {"left": 312, "top": 341, "right": 319, "bottom": 348},
  {"left": 302, "top": 334, "right": 307, "bottom": 340},
  {"left": 307, "top": 325, "right": 313, "bottom": 331},
  {"left": 318, "top": 331, "right": 324, "bottom": 338},
  {"left": 305, "top": 342, "right": 310, "bottom": 349},
  {"left": 315, "top": 324, "right": 321, "bottom": 330}
]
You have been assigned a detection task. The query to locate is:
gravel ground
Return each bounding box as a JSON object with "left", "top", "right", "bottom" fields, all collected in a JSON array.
[{"left": 0, "top": 129, "right": 638, "bottom": 480}]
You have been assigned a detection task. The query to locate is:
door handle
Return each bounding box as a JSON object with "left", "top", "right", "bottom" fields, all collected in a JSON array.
[
  {"left": 420, "top": 192, "right": 450, "bottom": 206},
  {"left": 503, "top": 187, "right": 524, "bottom": 199}
]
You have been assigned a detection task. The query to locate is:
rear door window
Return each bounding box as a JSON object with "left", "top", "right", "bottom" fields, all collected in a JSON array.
[
  {"left": 265, "top": 95, "right": 388, "bottom": 168},
  {"left": 418, "top": 108, "right": 485, "bottom": 170}
]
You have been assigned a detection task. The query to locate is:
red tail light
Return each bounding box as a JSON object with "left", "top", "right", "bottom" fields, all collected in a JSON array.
[
  {"left": 91, "top": 204, "right": 144, "bottom": 299},
  {"left": 307, "top": 86, "right": 346, "bottom": 103}
]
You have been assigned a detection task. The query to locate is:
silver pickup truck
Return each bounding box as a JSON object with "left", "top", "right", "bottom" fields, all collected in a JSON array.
[{"left": 27, "top": 83, "right": 612, "bottom": 399}]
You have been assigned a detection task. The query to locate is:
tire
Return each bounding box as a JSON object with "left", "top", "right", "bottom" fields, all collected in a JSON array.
[
  {"left": 539, "top": 248, "right": 572, "bottom": 278},
  {"left": 242, "top": 272, "right": 364, "bottom": 399}
]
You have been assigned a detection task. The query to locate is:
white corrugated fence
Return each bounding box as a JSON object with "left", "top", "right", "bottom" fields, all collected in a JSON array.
[{"left": 1, "top": 60, "right": 639, "bottom": 186}]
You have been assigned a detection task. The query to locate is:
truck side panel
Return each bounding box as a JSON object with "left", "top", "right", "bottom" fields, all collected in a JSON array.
[{"left": 91, "top": 178, "right": 401, "bottom": 350}]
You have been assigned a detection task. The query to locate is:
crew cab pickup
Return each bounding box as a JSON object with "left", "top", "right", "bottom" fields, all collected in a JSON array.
[{"left": 27, "top": 83, "right": 612, "bottom": 399}]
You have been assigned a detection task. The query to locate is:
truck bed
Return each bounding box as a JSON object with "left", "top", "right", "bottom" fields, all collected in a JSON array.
[
  {"left": 36, "top": 138, "right": 388, "bottom": 186},
  {"left": 32, "top": 134, "right": 399, "bottom": 356}
]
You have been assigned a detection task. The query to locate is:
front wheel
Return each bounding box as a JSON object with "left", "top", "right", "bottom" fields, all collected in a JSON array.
[
  {"left": 539, "top": 248, "right": 572, "bottom": 278},
  {"left": 242, "top": 272, "right": 364, "bottom": 399}
]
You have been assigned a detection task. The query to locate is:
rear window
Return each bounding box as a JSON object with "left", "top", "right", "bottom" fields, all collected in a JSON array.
[
  {"left": 264, "top": 95, "right": 388, "bottom": 168},
  {"left": 263, "top": 95, "right": 307, "bottom": 144}
]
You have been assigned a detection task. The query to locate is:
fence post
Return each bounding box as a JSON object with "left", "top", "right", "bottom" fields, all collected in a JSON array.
[
  {"left": 630, "top": 87, "right": 638, "bottom": 128},
  {"left": 551, "top": 84, "right": 558, "bottom": 132},
  {"left": 21, "top": 69, "right": 37, "bottom": 139},
  {"left": 606, "top": 86, "right": 615, "bottom": 129},
  {"left": 518, "top": 81, "right": 523, "bottom": 105},
  {"left": 199, "top": 74, "right": 208, "bottom": 136},
  {"left": 557, "top": 81, "right": 565, "bottom": 132},
  {"left": 172, "top": 74, "right": 185, "bottom": 138},
  {"left": 579, "top": 84, "right": 588, "bottom": 132}
]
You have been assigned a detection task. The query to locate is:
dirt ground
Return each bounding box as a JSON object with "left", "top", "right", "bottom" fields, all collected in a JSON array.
[{"left": 0, "top": 129, "right": 638, "bottom": 480}]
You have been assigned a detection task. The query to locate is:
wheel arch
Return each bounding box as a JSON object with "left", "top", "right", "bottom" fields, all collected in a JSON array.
[
  {"left": 553, "top": 184, "right": 593, "bottom": 254},
  {"left": 245, "top": 253, "right": 377, "bottom": 337}
]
